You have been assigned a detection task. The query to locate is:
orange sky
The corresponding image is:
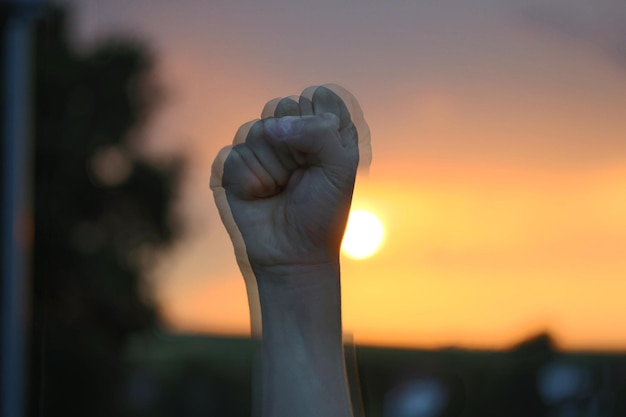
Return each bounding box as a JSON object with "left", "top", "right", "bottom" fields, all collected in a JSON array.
[{"left": 69, "top": 0, "right": 626, "bottom": 351}]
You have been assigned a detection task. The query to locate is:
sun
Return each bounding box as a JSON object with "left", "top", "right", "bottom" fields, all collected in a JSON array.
[{"left": 341, "top": 210, "right": 385, "bottom": 259}]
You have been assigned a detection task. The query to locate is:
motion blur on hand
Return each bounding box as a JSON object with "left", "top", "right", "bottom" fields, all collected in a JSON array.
[{"left": 211, "top": 85, "right": 370, "bottom": 277}]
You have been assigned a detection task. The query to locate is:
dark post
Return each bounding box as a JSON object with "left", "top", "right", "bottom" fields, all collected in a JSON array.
[{"left": 1, "top": 1, "right": 42, "bottom": 416}]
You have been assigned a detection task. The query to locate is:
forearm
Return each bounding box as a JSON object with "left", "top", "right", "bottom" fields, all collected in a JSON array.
[{"left": 255, "top": 263, "right": 353, "bottom": 417}]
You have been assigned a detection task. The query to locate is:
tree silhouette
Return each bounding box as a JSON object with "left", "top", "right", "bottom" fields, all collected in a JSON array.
[{"left": 32, "top": 6, "right": 179, "bottom": 416}]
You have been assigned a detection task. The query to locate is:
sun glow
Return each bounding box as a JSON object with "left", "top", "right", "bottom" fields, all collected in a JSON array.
[{"left": 341, "top": 210, "right": 385, "bottom": 259}]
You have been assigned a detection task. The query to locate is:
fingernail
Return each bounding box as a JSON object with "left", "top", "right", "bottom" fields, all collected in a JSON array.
[{"left": 267, "top": 116, "right": 304, "bottom": 138}]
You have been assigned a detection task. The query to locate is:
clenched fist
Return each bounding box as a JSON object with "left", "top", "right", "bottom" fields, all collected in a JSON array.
[{"left": 211, "top": 85, "right": 367, "bottom": 276}]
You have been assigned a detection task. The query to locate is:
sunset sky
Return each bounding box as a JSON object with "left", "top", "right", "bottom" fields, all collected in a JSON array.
[{"left": 66, "top": 0, "right": 626, "bottom": 351}]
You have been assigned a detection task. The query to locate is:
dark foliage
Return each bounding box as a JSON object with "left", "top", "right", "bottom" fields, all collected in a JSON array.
[{"left": 32, "top": 6, "right": 179, "bottom": 416}]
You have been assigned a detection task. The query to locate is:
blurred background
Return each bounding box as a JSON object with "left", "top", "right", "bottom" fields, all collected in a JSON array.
[{"left": 2, "top": 0, "right": 626, "bottom": 416}]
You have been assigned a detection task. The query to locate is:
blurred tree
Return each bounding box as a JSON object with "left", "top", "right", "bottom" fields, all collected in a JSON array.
[{"left": 32, "top": 5, "right": 179, "bottom": 416}]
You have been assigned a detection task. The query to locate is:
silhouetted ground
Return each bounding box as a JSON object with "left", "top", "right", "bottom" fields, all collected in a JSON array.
[{"left": 123, "top": 332, "right": 626, "bottom": 417}]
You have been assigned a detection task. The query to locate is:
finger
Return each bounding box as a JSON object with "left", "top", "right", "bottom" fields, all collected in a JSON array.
[
  {"left": 222, "top": 143, "right": 280, "bottom": 199},
  {"left": 245, "top": 120, "right": 293, "bottom": 187},
  {"left": 233, "top": 119, "right": 259, "bottom": 145},
  {"left": 274, "top": 97, "right": 300, "bottom": 117},
  {"left": 322, "top": 84, "right": 371, "bottom": 172},
  {"left": 312, "top": 86, "right": 359, "bottom": 162},
  {"left": 311, "top": 85, "right": 352, "bottom": 131},
  {"left": 299, "top": 85, "right": 317, "bottom": 115},
  {"left": 299, "top": 97, "right": 313, "bottom": 115},
  {"left": 261, "top": 97, "right": 282, "bottom": 119},
  {"left": 264, "top": 114, "right": 353, "bottom": 170},
  {"left": 210, "top": 145, "right": 231, "bottom": 191}
]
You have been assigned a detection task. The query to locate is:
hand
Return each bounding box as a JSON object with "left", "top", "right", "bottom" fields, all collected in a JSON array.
[{"left": 211, "top": 86, "right": 361, "bottom": 274}]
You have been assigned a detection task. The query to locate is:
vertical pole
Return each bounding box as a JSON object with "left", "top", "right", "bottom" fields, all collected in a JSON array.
[{"left": 1, "top": 1, "right": 40, "bottom": 416}]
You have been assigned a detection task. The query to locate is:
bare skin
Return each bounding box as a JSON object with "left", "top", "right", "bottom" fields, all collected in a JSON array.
[{"left": 211, "top": 86, "right": 363, "bottom": 417}]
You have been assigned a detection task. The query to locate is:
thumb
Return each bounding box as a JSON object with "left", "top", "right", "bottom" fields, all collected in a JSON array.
[{"left": 263, "top": 114, "right": 353, "bottom": 169}]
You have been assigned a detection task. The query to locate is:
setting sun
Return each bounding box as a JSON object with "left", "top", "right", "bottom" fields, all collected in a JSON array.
[{"left": 341, "top": 210, "right": 385, "bottom": 259}]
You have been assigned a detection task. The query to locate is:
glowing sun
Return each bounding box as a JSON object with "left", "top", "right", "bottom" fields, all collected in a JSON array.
[{"left": 341, "top": 210, "right": 385, "bottom": 259}]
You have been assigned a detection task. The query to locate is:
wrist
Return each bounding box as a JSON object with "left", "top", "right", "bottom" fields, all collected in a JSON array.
[
  {"left": 254, "top": 262, "right": 343, "bottom": 327},
  {"left": 252, "top": 261, "right": 340, "bottom": 290},
  {"left": 255, "top": 260, "right": 352, "bottom": 417}
]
